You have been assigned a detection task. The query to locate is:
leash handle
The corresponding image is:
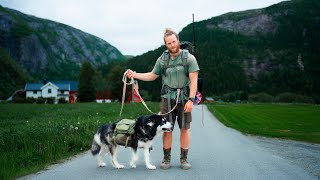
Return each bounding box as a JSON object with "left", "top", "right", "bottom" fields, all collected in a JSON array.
[{"left": 120, "top": 71, "right": 135, "bottom": 117}]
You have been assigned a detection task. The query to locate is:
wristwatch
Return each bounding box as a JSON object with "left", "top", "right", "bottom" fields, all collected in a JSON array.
[{"left": 188, "top": 97, "right": 195, "bottom": 102}]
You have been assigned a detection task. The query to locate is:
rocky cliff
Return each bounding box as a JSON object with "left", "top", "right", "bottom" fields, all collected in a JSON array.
[{"left": 0, "top": 5, "right": 125, "bottom": 79}]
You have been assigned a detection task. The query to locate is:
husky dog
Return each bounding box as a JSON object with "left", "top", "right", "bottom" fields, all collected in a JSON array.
[{"left": 91, "top": 114, "right": 172, "bottom": 170}]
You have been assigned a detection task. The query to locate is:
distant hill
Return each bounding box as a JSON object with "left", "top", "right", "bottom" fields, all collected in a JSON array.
[
  {"left": 0, "top": 5, "right": 125, "bottom": 99},
  {"left": 125, "top": 0, "right": 320, "bottom": 102}
]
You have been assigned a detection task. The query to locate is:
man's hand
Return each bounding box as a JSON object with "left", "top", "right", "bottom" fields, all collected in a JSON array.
[
  {"left": 184, "top": 100, "right": 194, "bottom": 113},
  {"left": 126, "top": 69, "right": 135, "bottom": 79}
]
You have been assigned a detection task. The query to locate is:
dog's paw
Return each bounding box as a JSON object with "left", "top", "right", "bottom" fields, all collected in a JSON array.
[
  {"left": 98, "top": 162, "right": 106, "bottom": 167},
  {"left": 130, "top": 164, "right": 137, "bottom": 169},
  {"left": 115, "top": 164, "right": 125, "bottom": 169},
  {"left": 147, "top": 164, "right": 156, "bottom": 170}
]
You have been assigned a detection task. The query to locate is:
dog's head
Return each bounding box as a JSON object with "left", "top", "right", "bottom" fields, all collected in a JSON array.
[{"left": 138, "top": 114, "right": 172, "bottom": 139}]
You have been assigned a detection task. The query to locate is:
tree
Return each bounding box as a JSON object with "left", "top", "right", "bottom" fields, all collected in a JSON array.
[
  {"left": 78, "top": 61, "right": 96, "bottom": 102},
  {"left": 106, "top": 65, "right": 127, "bottom": 101}
]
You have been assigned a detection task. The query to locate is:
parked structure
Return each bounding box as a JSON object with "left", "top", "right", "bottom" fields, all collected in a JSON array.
[{"left": 25, "top": 81, "right": 78, "bottom": 103}]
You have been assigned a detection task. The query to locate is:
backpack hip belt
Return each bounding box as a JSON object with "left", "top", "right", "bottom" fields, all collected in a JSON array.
[{"left": 161, "top": 85, "right": 190, "bottom": 96}]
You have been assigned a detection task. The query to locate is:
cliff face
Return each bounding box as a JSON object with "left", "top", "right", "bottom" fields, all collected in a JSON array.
[{"left": 0, "top": 5, "right": 125, "bottom": 77}]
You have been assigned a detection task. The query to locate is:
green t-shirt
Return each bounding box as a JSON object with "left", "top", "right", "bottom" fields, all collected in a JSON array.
[{"left": 152, "top": 51, "right": 200, "bottom": 101}]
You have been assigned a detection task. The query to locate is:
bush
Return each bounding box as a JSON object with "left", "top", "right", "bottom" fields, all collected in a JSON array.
[
  {"left": 139, "top": 90, "right": 152, "bottom": 101},
  {"left": 58, "top": 98, "right": 68, "bottom": 104},
  {"left": 212, "top": 91, "right": 247, "bottom": 102},
  {"left": 275, "top": 92, "right": 314, "bottom": 104},
  {"left": 36, "top": 97, "right": 45, "bottom": 104},
  {"left": 46, "top": 97, "right": 56, "bottom": 104},
  {"left": 248, "top": 92, "right": 274, "bottom": 103},
  {"left": 26, "top": 98, "right": 35, "bottom": 103}
]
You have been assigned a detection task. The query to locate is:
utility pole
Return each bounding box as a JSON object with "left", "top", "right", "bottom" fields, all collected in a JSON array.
[{"left": 192, "top": 13, "right": 196, "bottom": 54}]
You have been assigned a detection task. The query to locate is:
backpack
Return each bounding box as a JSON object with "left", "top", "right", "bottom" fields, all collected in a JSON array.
[
  {"left": 160, "top": 41, "right": 201, "bottom": 105},
  {"left": 114, "top": 119, "right": 136, "bottom": 135},
  {"left": 113, "top": 119, "right": 136, "bottom": 147}
]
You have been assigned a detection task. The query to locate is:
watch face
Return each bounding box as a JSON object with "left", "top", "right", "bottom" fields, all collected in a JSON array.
[{"left": 189, "top": 98, "right": 195, "bottom": 102}]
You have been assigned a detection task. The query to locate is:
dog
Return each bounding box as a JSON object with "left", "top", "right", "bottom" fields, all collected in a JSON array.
[{"left": 91, "top": 114, "right": 172, "bottom": 170}]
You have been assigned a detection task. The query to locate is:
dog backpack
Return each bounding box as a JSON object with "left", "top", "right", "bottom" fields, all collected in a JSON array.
[{"left": 113, "top": 119, "right": 136, "bottom": 147}]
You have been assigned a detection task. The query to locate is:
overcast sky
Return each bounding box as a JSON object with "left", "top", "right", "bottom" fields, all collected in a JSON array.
[{"left": 1, "top": 0, "right": 286, "bottom": 56}]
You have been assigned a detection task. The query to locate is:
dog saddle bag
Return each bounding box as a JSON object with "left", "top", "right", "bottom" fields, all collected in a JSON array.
[
  {"left": 113, "top": 119, "right": 136, "bottom": 147},
  {"left": 115, "top": 119, "right": 136, "bottom": 135}
]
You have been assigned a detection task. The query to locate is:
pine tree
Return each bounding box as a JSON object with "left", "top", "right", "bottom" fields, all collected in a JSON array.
[{"left": 78, "top": 61, "right": 96, "bottom": 102}]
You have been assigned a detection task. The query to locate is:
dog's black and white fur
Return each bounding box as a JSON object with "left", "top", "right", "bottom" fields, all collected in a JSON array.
[{"left": 91, "top": 114, "right": 172, "bottom": 170}]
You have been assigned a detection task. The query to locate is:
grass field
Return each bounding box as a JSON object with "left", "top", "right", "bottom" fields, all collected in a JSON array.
[
  {"left": 0, "top": 102, "right": 160, "bottom": 180},
  {"left": 1, "top": 102, "right": 319, "bottom": 179},
  {"left": 207, "top": 103, "right": 320, "bottom": 144}
]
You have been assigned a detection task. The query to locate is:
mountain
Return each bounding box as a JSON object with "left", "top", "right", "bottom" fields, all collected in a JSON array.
[
  {"left": 0, "top": 5, "right": 125, "bottom": 99},
  {"left": 125, "top": 0, "right": 320, "bottom": 102}
]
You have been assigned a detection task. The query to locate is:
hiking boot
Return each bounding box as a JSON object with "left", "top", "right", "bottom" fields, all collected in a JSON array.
[
  {"left": 160, "top": 148, "right": 171, "bottom": 170},
  {"left": 180, "top": 148, "right": 191, "bottom": 170}
]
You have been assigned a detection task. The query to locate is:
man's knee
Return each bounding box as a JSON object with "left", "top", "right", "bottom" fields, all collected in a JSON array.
[
  {"left": 163, "top": 131, "right": 173, "bottom": 138},
  {"left": 180, "top": 129, "right": 190, "bottom": 134}
]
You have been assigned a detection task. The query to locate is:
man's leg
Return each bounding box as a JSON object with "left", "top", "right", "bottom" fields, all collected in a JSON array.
[
  {"left": 180, "top": 129, "right": 191, "bottom": 170},
  {"left": 161, "top": 127, "right": 173, "bottom": 170},
  {"left": 180, "top": 129, "right": 190, "bottom": 149},
  {"left": 160, "top": 98, "right": 175, "bottom": 170},
  {"left": 163, "top": 131, "right": 173, "bottom": 149}
]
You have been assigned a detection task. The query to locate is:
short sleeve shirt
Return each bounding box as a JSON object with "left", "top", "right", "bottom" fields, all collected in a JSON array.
[{"left": 152, "top": 51, "right": 200, "bottom": 100}]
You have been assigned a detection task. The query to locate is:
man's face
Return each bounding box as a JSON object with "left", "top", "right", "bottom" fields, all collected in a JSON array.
[{"left": 165, "top": 34, "right": 180, "bottom": 54}]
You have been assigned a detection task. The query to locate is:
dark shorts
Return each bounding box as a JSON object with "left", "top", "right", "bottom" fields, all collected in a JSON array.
[{"left": 160, "top": 98, "right": 192, "bottom": 129}]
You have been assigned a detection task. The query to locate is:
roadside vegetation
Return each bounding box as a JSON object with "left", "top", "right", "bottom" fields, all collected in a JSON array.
[{"left": 207, "top": 103, "right": 320, "bottom": 144}]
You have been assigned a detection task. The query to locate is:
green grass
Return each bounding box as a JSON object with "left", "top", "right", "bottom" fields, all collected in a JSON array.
[
  {"left": 0, "top": 102, "right": 159, "bottom": 180},
  {"left": 207, "top": 103, "right": 320, "bottom": 144}
]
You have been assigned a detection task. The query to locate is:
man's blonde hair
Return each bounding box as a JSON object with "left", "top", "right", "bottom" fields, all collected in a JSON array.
[{"left": 163, "top": 28, "right": 179, "bottom": 43}]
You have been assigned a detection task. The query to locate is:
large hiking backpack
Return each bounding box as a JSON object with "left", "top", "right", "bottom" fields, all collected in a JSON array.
[
  {"left": 160, "top": 41, "right": 202, "bottom": 105},
  {"left": 113, "top": 119, "right": 136, "bottom": 147}
]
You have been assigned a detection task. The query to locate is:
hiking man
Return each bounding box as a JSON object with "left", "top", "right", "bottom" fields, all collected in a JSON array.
[{"left": 126, "top": 28, "right": 200, "bottom": 170}]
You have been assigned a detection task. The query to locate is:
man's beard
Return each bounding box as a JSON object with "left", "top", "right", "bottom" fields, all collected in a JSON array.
[{"left": 168, "top": 44, "right": 180, "bottom": 54}]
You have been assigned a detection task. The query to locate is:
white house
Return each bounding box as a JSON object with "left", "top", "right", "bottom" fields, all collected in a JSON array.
[{"left": 25, "top": 81, "right": 72, "bottom": 103}]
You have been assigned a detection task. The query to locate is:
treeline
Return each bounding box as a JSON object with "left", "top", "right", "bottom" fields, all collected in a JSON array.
[
  {"left": 123, "top": 0, "right": 320, "bottom": 103},
  {"left": 0, "top": 48, "right": 31, "bottom": 99}
]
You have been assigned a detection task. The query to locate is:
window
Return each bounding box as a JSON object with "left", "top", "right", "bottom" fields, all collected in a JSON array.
[
  {"left": 48, "top": 89, "right": 52, "bottom": 94},
  {"left": 61, "top": 90, "right": 64, "bottom": 94},
  {"left": 33, "top": 91, "right": 37, "bottom": 94}
]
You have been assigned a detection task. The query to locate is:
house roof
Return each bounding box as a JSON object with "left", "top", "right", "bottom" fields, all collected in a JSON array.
[
  {"left": 55, "top": 84, "right": 70, "bottom": 90},
  {"left": 25, "top": 83, "right": 43, "bottom": 90},
  {"left": 49, "top": 81, "right": 78, "bottom": 91},
  {"left": 41, "top": 82, "right": 59, "bottom": 90},
  {"left": 25, "top": 81, "right": 75, "bottom": 91}
]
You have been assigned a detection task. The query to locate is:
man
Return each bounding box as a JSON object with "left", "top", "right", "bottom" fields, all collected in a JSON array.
[{"left": 126, "top": 28, "right": 199, "bottom": 170}]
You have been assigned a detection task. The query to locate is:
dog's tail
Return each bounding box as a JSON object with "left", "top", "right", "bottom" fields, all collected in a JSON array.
[{"left": 91, "top": 134, "right": 101, "bottom": 156}]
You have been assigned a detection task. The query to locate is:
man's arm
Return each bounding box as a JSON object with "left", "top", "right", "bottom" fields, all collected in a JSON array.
[
  {"left": 126, "top": 69, "right": 159, "bottom": 81},
  {"left": 184, "top": 71, "right": 198, "bottom": 112},
  {"left": 188, "top": 71, "right": 198, "bottom": 98}
]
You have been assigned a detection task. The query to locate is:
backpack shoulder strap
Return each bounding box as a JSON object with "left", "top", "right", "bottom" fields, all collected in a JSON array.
[
  {"left": 181, "top": 49, "right": 189, "bottom": 76},
  {"left": 161, "top": 50, "right": 170, "bottom": 77}
]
